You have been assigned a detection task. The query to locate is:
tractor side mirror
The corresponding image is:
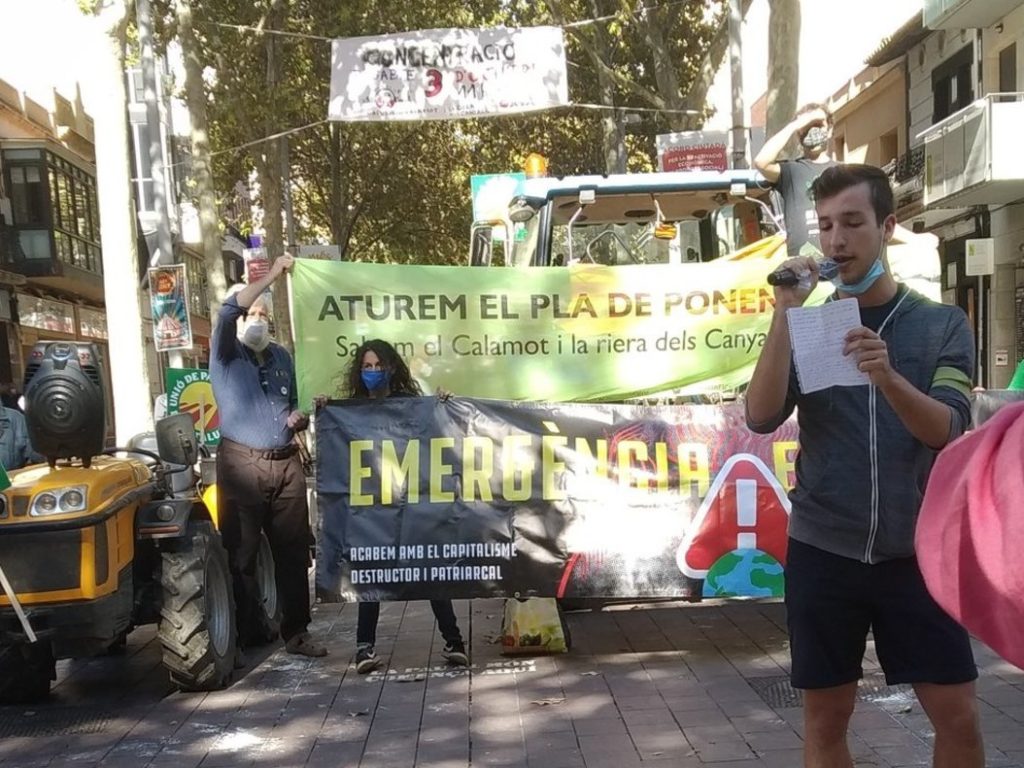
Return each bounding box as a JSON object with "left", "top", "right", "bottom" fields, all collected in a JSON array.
[
  {"left": 155, "top": 413, "right": 198, "bottom": 467},
  {"left": 469, "top": 222, "right": 494, "bottom": 266}
]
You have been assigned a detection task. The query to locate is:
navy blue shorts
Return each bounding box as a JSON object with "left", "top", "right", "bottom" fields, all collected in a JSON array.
[{"left": 784, "top": 538, "right": 978, "bottom": 690}]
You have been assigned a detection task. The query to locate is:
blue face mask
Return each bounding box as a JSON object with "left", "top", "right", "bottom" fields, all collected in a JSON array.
[
  {"left": 361, "top": 369, "right": 390, "bottom": 391},
  {"left": 832, "top": 231, "right": 887, "bottom": 295}
]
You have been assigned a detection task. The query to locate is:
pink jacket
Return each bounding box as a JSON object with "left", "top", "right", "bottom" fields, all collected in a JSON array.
[{"left": 916, "top": 401, "right": 1024, "bottom": 669}]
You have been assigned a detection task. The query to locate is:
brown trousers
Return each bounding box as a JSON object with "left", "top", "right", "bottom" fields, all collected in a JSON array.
[{"left": 217, "top": 438, "right": 311, "bottom": 644}]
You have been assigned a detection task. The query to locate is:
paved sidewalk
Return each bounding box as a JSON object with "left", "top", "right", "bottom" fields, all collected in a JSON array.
[{"left": 2, "top": 598, "right": 1023, "bottom": 767}]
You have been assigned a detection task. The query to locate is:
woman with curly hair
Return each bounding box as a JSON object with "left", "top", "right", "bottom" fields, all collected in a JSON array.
[
  {"left": 343, "top": 339, "right": 468, "bottom": 674},
  {"left": 345, "top": 338, "right": 422, "bottom": 399}
]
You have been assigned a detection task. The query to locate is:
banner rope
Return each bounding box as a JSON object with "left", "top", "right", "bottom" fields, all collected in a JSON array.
[
  {"left": 170, "top": 102, "right": 699, "bottom": 167},
  {"left": 199, "top": 1, "right": 706, "bottom": 42}
]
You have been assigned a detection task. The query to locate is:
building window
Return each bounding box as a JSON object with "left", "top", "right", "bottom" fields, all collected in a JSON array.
[
  {"left": 932, "top": 45, "right": 974, "bottom": 123},
  {"left": 999, "top": 43, "right": 1017, "bottom": 94},
  {"left": 1, "top": 148, "right": 102, "bottom": 274},
  {"left": 8, "top": 165, "right": 48, "bottom": 227},
  {"left": 131, "top": 122, "right": 157, "bottom": 212}
]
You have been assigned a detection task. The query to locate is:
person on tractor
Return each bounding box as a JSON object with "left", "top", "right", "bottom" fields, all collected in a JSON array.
[{"left": 754, "top": 102, "right": 837, "bottom": 258}]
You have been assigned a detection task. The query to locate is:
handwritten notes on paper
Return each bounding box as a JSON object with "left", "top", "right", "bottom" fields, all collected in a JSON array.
[{"left": 787, "top": 299, "right": 869, "bottom": 394}]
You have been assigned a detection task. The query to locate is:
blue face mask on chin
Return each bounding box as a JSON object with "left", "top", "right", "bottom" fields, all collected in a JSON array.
[
  {"left": 361, "top": 369, "right": 390, "bottom": 392},
  {"left": 832, "top": 229, "right": 887, "bottom": 295}
]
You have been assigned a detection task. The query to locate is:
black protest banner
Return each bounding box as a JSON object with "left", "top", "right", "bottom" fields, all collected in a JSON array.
[{"left": 315, "top": 397, "right": 798, "bottom": 601}]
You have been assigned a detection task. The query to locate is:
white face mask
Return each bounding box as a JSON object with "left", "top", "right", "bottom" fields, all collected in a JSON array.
[{"left": 239, "top": 318, "right": 270, "bottom": 351}]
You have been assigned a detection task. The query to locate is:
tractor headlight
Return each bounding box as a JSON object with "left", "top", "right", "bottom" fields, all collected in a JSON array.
[
  {"left": 60, "top": 489, "right": 86, "bottom": 511},
  {"left": 35, "top": 493, "right": 58, "bottom": 514},
  {"left": 31, "top": 486, "right": 88, "bottom": 516}
]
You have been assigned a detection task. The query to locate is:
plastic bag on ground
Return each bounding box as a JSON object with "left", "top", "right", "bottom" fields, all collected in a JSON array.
[{"left": 500, "top": 597, "right": 569, "bottom": 655}]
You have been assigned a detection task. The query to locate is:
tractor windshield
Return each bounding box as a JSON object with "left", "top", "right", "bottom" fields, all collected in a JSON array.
[{"left": 511, "top": 191, "right": 778, "bottom": 267}]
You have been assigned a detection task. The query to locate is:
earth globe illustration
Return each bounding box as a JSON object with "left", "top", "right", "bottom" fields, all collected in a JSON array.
[{"left": 702, "top": 549, "right": 785, "bottom": 598}]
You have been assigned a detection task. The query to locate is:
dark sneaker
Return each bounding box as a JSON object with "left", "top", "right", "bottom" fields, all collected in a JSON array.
[
  {"left": 442, "top": 641, "right": 468, "bottom": 667},
  {"left": 355, "top": 644, "right": 382, "bottom": 674},
  {"left": 285, "top": 632, "right": 328, "bottom": 657},
  {"left": 233, "top": 647, "right": 247, "bottom": 670}
]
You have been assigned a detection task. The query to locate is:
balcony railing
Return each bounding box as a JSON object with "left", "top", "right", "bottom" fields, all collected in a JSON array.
[
  {"left": 884, "top": 146, "right": 926, "bottom": 210},
  {"left": 893, "top": 145, "right": 925, "bottom": 184},
  {"left": 919, "top": 93, "right": 1024, "bottom": 209},
  {"left": 924, "top": 0, "right": 1020, "bottom": 30}
]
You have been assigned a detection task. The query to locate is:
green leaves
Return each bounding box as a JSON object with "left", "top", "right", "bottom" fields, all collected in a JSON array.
[{"left": 161, "top": 0, "right": 731, "bottom": 264}]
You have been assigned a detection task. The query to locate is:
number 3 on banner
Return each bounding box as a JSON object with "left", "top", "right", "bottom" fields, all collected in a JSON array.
[{"left": 425, "top": 69, "right": 443, "bottom": 98}]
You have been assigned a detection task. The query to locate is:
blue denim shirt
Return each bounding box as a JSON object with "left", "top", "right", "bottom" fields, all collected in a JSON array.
[{"left": 210, "top": 296, "right": 298, "bottom": 450}]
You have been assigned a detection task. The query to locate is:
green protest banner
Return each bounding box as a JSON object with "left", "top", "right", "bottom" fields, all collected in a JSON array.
[
  {"left": 290, "top": 245, "right": 828, "bottom": 406},
  {"left": 165, "top": 368, "right": 220, "bottom": 446}
]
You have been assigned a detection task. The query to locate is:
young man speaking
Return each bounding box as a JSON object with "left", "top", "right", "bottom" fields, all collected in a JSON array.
[{"left": 745, "top": 164, "right": 983, "bottom": 768}]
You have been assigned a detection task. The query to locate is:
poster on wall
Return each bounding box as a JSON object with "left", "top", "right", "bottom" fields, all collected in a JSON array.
[{"left": 148, "top": 265, "right": 192, "bottom": 352}]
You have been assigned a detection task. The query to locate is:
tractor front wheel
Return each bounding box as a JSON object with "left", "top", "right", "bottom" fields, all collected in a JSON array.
[{"left": 158, "top": 521, "right": 236, "bottom": 691}]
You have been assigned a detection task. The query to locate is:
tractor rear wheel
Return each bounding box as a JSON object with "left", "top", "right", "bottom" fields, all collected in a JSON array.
[
  {"left": 158, "top": 521, "right": 236, "bottom": 691},
  {"left": 0, "top": 641, "right": 55, "bottom": 703}
]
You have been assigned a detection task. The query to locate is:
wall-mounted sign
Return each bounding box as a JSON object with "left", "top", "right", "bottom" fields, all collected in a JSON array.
[
  {"left": 965, "top": 238, "right": 995, "bottom": 277},
  {"left": 15, "top": 293, "right": 75, "bottom": 335},
  {"left": 165, "top": 367, "right": 219, "bottom": 446}
]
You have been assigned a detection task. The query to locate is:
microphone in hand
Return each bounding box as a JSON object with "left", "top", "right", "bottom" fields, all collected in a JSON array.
[{"left": 767, "top": 259, "right": 838, "bottom": 287}]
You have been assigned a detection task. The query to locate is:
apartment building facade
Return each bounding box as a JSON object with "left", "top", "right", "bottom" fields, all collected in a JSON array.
[
  {"left": 0, "top": 77, "right": 112, "bottom": 401},
  {"left": 864, "top": 0, "right": 1024, "bottom": 387}
]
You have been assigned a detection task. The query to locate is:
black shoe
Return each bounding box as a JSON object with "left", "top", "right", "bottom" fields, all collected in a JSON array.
[
  {"left": 442, "top": 640, "right": 468, "bottom": 667},
  {"left": 234, "top": 647, "right": 247, "bottom": 670},
  {"left": 355, "top": 644, "right": 382, "bottom": 674}
]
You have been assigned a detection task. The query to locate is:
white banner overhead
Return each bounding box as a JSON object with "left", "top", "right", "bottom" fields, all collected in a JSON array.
[{"left": 328, "top": 26, "right": 569, "bottom": 122}]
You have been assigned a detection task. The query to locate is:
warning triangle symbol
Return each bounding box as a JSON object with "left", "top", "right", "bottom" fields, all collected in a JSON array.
[{"left": 676, "top": 453, "right": 791, "bottom": 579}]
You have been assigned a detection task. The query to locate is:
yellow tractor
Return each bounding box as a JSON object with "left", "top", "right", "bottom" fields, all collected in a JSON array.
[{"left": 0, "top": 342, "right": 252, "bottom": 702}]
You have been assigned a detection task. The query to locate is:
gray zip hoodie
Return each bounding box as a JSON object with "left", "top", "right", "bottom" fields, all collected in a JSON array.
[{"left": 748, "top": 287, "right": 974, "bottom": 563}]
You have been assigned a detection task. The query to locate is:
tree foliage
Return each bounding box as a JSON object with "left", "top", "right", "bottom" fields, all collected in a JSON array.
[{"left": 158, "top": 0, "right": 741, "bottom": 264}]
